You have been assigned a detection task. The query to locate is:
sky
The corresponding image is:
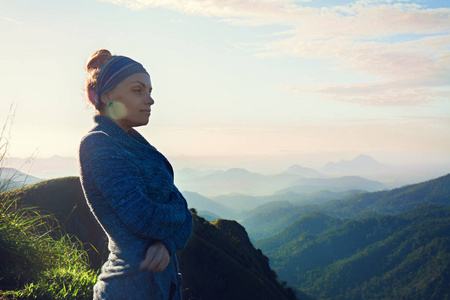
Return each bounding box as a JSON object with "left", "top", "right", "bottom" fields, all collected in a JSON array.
[{"left": 0, "top": 0, "right": 449, "bottom": 171}]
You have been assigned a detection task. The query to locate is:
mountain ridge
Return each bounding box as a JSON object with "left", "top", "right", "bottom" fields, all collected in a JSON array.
[
  {"left": 321, "top": 154, "right": 390, "bottom": 175},
  {"left": 242, "top": 173, "right": 450, "bottom": 240},
  {"left": 255, "top": 204, "right": 450, "bottom": 299}
]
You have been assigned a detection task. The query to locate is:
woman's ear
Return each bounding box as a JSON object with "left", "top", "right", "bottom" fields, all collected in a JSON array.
[{"left": 100, "top": 91, "right": 111, "bottom": 106}]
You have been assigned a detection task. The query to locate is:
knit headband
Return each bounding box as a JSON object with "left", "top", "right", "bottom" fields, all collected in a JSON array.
[{"left": 96, "top": 56, "right": 149, "bottom": 99}]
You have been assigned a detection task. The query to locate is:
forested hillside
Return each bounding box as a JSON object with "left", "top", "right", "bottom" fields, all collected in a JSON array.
[
  {"left": 243, "top": 174, "right": 450, "bottom": 240},
  {"left": 324, "top": 173, "right": 450, "bottom": 217},
  {"left": 252, "top": 174, "right": 450, "bottom": 300}
]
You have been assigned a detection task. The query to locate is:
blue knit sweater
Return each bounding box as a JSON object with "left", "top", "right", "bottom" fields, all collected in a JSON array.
[{"left": 79, "top": 115, "right": 193, "bottom": 300}]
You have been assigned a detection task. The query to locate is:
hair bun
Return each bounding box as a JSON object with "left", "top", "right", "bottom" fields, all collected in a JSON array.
[{"left": 86, "top": 49, "right": 112, "bottom": 72}]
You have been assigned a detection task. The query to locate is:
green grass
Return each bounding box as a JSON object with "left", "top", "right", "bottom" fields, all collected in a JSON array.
[
  {"left": 0, "top": 111, "right": 96, "bottom": 299},
  {"left": 0, "top": 191, "right": 98, "bottom": 300}
]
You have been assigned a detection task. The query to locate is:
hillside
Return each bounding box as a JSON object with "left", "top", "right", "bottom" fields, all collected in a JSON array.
[
  {"left": 183, "top": 191, "right": 237, "bottom": 219},
  {"left": 240, "top": 201, "right": 320, "bottom": 240},
  {"left": 243, "top": 174, "right": 450, "bottom": 240},
  {"left": 277, "top": 176, "right": 386, "bottom": 194},
  {"left": 182, "top": 189, "right": 364, "bottom": 223},
  {"left": 1, "top": 177, "right": 300, "bottom": 300},
  {"left": 179, "top": 212, "right": 298, "bottom": 300},
  {"left": 0, "top": 168, "right": 42, "bottom": 191},
  {"left": 283, "top": 165, "right": 327, "bottom": 178},
  {"left": 3, "top": 177, "right": 108, "bottom": 269},
  {"left": 255, "top": 205, "right": 450, "bottom": 299},
  {"left": 324, "top": 173, "right": 450, "bottom": 217}
]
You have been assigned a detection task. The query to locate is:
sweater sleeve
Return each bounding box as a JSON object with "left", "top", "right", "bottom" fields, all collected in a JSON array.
[
  {"left": 160, "top": 187, "right": 193, "bottom": 255},
  {"left": 79, "top": 132, "right": 186, "bottom": 240}
]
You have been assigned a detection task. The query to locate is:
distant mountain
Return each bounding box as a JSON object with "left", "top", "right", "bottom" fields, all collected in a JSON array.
[
  {"left": 183, "top": 191, "right": 237, "bottom": 219},
  {"left": 7, "top": 155, "right": 78, "bottom": 179},
  {"left": 255, "top": 205, "right": 450, "bottom": 299},
  {"left": 324, "top": 173, "right": 450, "bottom": 218},
  {"left": 175, "top": 168, "right": 217, "bottom": 183},
  {"left": 176, "top": 167, "right": 304, "bottom": 196},
  {"left": 288, "top": 189, "right": 365, "bottom": 206},
  {"left": 207, "top": 189, "right": 363, "bottom": 216},
  {"left": 240, "top": 201, "right": 320, "bottom": 240},
  {"left": 183, "top": 191, "right": 304, "bottom": 220},
  {"left": 0, "top": 167, "right": 43, "bottom": 191},
  {"left": 321, "top": 154, "right": 390, "bottom": 176},
  {"left": 176, "top": 166, "right": 386, "bottom": 197},
  {"left": 178, "top": 168, "right": 266, "bottom": 196},
  {"left": 2, "top": 177, "right": 300, "bottom": 300},
  {"left": 283, "top": 165, "right": 327, "bottom": 178},
  {"left": 243, "top": 173, "right": 450, "bottom": 240},
  {"left": 277, "top": 176, "right": 387, "bottom": 194},
  {"left": 212, "top": 193, "right": 262, "bottom": 212},
  {"left": 196, "top": 210, "right": 221, "bottom": 221}
]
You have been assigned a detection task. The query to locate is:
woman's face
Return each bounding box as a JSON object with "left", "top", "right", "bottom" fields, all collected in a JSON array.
[{"left": 102, "top": 73, "right": 154, "bottom": 131}]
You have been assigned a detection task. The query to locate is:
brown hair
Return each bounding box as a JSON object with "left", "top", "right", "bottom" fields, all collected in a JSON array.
[{"left": 85, "top": 49, "right": 115, "bottom": 109}]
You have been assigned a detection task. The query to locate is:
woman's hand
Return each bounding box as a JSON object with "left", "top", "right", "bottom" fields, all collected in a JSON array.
[{"left": 139, "top": 241, "right": 170, "bottom": 273}]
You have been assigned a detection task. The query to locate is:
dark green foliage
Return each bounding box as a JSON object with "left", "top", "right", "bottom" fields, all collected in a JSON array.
[{"left": 256, "top": 205, "right": 450, "bottom": 299}]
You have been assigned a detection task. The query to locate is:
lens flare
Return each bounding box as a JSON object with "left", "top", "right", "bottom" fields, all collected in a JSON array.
[{"left": 106, "top": 101, "right": 127, "bottom": 120}]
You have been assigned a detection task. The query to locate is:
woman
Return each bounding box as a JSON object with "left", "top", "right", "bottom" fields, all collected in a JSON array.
[{"left": 79, "top": 49, "right": 193, "bottom": 300}]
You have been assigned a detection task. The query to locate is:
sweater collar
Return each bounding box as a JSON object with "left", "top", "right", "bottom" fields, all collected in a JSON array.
[
  {"left": 93, "top": 115, "right": 174, "bottom": 176},
  {"left": 93, "top": 115, "right": 154, "bottom": 150}
]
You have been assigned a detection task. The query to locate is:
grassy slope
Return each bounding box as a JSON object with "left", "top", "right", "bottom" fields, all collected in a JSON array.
[
  {"left": 4, "top": 177, "right": 108, "bottom": 269},
  {"left": 0, "top": 189, "right": 97, "bottom": 299}
]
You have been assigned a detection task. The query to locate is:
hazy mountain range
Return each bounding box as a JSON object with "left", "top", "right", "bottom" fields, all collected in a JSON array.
[
  {"left": 4, "top": 154, "right": 392, "bottom": 197},
  {"left": 0, "top": 168, "right": 42, "bottom": 191},
  {"left": 7, "top": 153, "right": 448, "bottom": 190},
  {"left": 321, "top": 154, "right": 390, "bottom": 175},
  {"left": 6, "top": 155, "right": 79, "bottom": 179},
  {"left": 243, "top": 173, "right": 450, "bottom": 239},
  {"left": 183, "top": 189, "right": 366, "bottom": 221},
  {"left": 175, "top": 155, "right": 392, "bottom": 197}
]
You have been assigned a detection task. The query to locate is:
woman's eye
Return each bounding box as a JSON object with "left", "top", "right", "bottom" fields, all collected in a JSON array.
[{"left": 134, "top": 88, "right": 142, "bottom": 94}]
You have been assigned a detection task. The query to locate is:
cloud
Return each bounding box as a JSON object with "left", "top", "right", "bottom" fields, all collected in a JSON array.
[
  {"left": 1, "top": 17, "right": 23, "bottom": 25},
  {"left": 275, "top": 33, "right": 450, "bottom": 105},
  {"left": 101, "top": 0, "right": 450, "bottom": 105},
  {"left": 307, "top": 85, "right": 448, "bottom": 106}
]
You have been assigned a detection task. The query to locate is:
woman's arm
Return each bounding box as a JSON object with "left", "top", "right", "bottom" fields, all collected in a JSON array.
[
  {"left": 160, "top": 187, "right": 194, "bottom": 255},
  {"left": 79, "top": 132, "right": 186, "bottom": 240}
]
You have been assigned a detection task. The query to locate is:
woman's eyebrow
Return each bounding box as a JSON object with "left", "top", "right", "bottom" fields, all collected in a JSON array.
[{"left": 131, "top": 81, "right": 148, "bottom": 87}]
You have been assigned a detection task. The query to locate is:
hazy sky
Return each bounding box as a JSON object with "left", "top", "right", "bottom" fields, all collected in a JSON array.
[{"left": 1, "top": 0, "right": 449, "bottom": 166}]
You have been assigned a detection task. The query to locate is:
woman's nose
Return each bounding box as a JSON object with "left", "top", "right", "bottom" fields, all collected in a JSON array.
[{"left": 147, "top": 95, "right": 155, "bottom": 105}]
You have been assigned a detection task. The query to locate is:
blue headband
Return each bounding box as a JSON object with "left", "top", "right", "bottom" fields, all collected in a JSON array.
[{"left": 96, "top": 56, "right": 149, "bottom": 99}]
